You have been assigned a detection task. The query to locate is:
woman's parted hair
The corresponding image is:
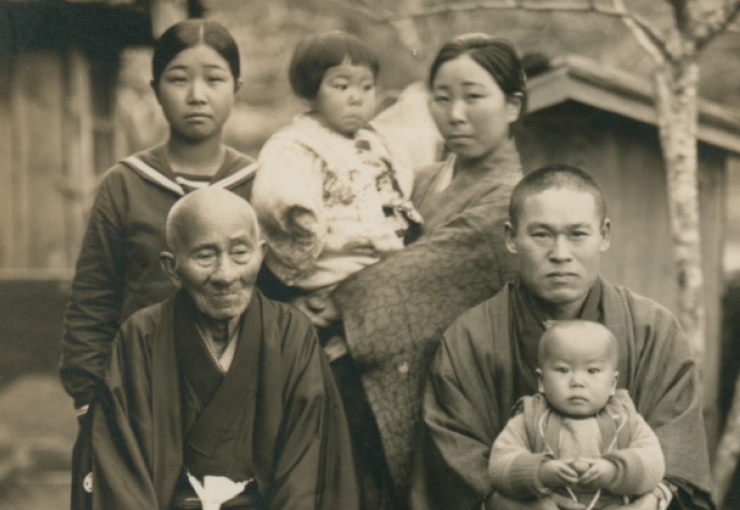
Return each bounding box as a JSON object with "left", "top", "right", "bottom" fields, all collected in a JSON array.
[
  {"left": 429, "top": 33, "right": 527, "bottom": 123},
  {"left": 288, "top": 30, "right": 380, "bottom": 100},
  {"left": 152, "top": 19, "right": 240, "bottom": 88}
]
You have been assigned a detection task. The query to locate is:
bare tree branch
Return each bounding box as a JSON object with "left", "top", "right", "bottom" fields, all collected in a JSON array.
[
  {"left": 613, "top": 0, "right": 672, "bottom": 64},
  {"left": 323, "top": 0, "right": 389, "bottom": 22},
  {"left": 696, "top": 0, "right": 740, "bottom": 50},
  {"left": 325, "top": 0, "right": 672, "bottom": 60},
  {"left": 667, "top": 0, "right": 691, "bottom": 33},
  {"left": 326, "top": 0, "right": 625, "bottom": 22}
]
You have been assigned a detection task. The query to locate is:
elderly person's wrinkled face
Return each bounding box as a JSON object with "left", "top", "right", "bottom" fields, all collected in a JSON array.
[{"left": 161, "top": 188, "right": 265, "bottom": 320}]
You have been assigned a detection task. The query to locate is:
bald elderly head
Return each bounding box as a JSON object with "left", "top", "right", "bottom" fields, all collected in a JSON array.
[
  {"left": 165, "top": 187, "right": 262, "bottom": 255},
  {"left": 161, "top": 188, "right": 265, "bottom": 320}
]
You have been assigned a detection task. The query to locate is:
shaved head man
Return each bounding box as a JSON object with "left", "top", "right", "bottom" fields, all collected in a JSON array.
[
  {"left": 84, "top": 188, "right": 359, "bottom": 510},
  {"left": 413, "top": 164, "right": 712, "bottom": 510}
]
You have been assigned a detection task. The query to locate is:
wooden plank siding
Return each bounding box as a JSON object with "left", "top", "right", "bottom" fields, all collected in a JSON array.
[
  {"left": 0, "top": 48, "right": 102, "bottom": 280},
  {"left": 517, "top": 103, "right": 727, "bottom": 449},
  {"left": 0, "top": 53, "right": 13, "bottom": 269},
  {"left": 61, "top": 46, "right": 97, "bottom": 269}
]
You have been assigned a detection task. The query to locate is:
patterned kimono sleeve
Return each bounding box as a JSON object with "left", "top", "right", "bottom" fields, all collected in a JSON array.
[{"left": 253, "top": 138, "right": 326, "bottom": 286}]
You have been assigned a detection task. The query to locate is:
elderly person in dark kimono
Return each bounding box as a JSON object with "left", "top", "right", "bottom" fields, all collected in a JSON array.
[
  {"left": 81, "top": 188, "right": 359, "bottom": 510},
  {"left": 411, "top": 164, "right": 713, "bottom": 510}
]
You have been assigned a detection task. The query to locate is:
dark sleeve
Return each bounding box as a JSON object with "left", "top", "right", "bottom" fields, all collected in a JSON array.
[
  {"left": 410, "top": 330, "right": 500, "bottom": 510},
  {"left": 628, "top": 304, "right": 715, "bottom": 510},
  {"left": 267, "top": 315, "right": 359, "bottom": 510},
  {"left": 60, "top": 174, "right": 126, "bottom": 410},
  {"left": 90, "top": 320, "right": 160, "bottom": 510}
]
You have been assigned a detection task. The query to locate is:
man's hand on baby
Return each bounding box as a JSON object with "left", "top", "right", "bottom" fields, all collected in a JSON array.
[{"left": 538, "top": 460, "right": 579, "bottom": 487}]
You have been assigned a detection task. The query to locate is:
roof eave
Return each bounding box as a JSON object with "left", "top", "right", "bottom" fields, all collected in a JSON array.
[{"left": 527, "top": 54, "right": 740, "bottom": 154}]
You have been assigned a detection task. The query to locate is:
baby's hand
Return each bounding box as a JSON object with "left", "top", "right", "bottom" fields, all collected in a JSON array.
[
  {"left": 567, "top": 458, "right": 593, "bottom": 476},
  {"left": 287, "top": 206, "right": 317, "bottom": 235},
  {"left": 291, "top": 289, "right": 341, "bottom": 328},
  {"left": 577, "top": 459, "right": 617, "bottom": 489},
  {"left": 538, "top": 460, "right": 579, "bottom": 488}
]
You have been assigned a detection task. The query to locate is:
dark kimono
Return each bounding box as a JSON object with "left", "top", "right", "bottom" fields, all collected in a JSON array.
[
  {"left": 410, "top": 279, "right": 714, "bottom": 510},
  {"left": 333, "top": 140, "right": 522, "bottom": 494},
  {"left": 83, "top": 290, "right": 359, "bottom": 510}
]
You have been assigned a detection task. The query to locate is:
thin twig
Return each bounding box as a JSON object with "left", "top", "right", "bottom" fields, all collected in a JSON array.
[
  {"left": 613, "top": 0, "right": 670, "bottom": 65},
  {"left": 323, "top": 0, "right": 628, "bottom": 23},
  {"left": 696, "top": 0, "right": 740, "bottom": 50},
  {"left": 324, "top": 0, "right": 668, "bottom": 51},
  {"left": 322, "top": 0, "right": 388, "bottom": 22}
]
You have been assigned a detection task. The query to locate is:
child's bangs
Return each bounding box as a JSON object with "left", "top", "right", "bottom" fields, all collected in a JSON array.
[{"left": 319, "top": 37, "right": 379, "bottom": 77}]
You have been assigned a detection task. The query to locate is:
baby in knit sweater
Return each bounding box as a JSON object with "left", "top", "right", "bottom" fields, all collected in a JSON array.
[{"left": 488, "top": 320, "right": 665, "bottom": 510}]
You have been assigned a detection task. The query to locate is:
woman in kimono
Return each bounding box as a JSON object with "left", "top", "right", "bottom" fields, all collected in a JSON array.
[{"left": 294, "top": 33, "right": 527, "bottom": 508}]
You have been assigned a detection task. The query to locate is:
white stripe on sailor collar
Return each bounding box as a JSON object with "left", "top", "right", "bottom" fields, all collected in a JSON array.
[
  {"left": 122, "top": 156, "right": 185, "bottom": 196},
  {"left": 123, "top": 157, "right": 258, "bottom": 194},
  {"left": 210, "top": 161, "right": 258, "bottom": 189}
]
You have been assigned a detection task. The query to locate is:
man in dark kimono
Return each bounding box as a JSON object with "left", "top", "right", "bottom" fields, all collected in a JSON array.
[
  {"left": 81, "top": 188, "right": 359, "bottom": 510},
  {"left": 411, "top": 164, "right": 713, "bottom": 510}
]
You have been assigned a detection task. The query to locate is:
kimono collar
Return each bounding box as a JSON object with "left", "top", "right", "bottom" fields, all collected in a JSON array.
[
  {"left": 418, "top": 138, "right": 522, "bottom": 231},
  {"left": 449, "top": 138, "right": 522, "bottom": 177},
  {"left": 510, "top": 278, "right": 603, "bottom": 396},
  {"left": 174, "top": 290, "right": 264, "bottom": 463},
  {"left": 273, "top": 114, "right": 414, "bottom": 198}
]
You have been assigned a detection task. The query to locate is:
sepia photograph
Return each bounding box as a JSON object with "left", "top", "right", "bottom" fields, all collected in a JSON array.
[{"left": 1, "top": 1, "right": 740, "bottom": 509}]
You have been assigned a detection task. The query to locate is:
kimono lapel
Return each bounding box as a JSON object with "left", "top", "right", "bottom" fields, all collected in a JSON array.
[
  {"left": 597, "top": 395, "right": 631, "bottom": 454},
  {"left": 509, "top": 279, "right": 604, "bottom": 398},
  {"left": 541, "top": 409, "right": 562, "bottom": 458},
  {"left": 150, "top": 294, "right": 187, "bottom": 510},
  {"left": 174, "top": 292, "right": 225, "bottom": 407},
  {"left": 176, "top": 291, "right": 264, "bottom": 463},
  {"left": 415, "top": 140, "right": 522, "bottom": 232},
  {"left": 600, "top": 279, "right": 637, "bottom": 390}
]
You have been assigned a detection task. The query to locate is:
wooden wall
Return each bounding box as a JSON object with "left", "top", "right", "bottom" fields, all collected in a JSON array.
[
  {"left": 0, "top": 47, "right": 113, "bottom": 280},
  {"left": 517, "top": 101, "right": 727, "bottom": 447}
]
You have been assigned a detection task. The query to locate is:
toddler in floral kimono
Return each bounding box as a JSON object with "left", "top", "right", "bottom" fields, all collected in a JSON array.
[
  {"left": 252, "top": 31, "right": 421, "bottom": 359},
  {"left": 488, "top": 320, "right": 667, "bottom": 510}
]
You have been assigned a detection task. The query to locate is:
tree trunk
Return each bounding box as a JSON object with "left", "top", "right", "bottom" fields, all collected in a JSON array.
[
  {"left": 714, "top": 371, "right": 740, "bottom": 505},
  {"left": 652, "top": 59, "right": 706, "bottom": 366}
]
